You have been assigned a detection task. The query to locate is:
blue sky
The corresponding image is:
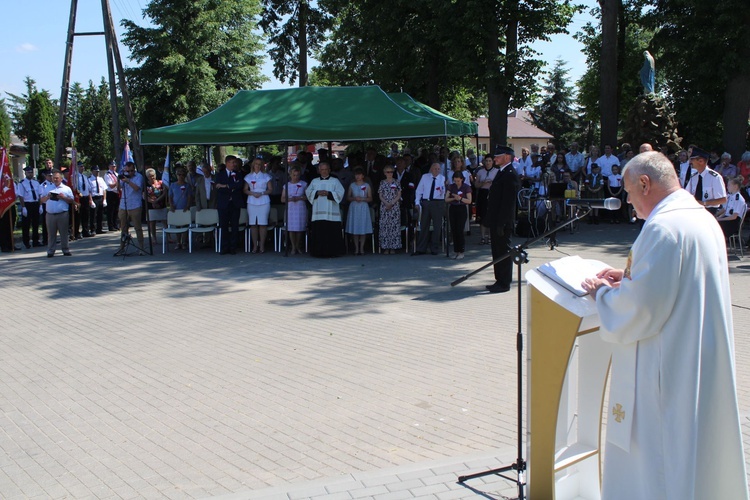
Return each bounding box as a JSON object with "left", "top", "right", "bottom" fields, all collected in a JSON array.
[{"left": 1, "top": 0, "right": 597, "bottom": 102}]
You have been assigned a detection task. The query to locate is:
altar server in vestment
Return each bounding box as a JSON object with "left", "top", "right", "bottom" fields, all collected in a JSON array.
[
  {"left": 306, "top": 162, "right": 345, "bottom": 257},
  {"left": 582, "top": 151, "right": 748, "bottom": 500}
]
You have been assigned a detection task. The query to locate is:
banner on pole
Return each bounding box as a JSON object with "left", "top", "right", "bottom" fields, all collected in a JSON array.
[{"left": 0, "top": 148, "right": 17, "bottom": 218}]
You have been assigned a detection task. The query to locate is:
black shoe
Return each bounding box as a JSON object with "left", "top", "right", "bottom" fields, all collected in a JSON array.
[
  {"left": 486, "top": 283, "right": 511, "bottom": 293},
  {"left": 411, "top": 251, "right": 426, "bottom": 256},
  {"left": 24, "top": 244, "right": 31, "bottom": 249},
  {"left": 63, "top": 251, "right": 72, "bottom": 256},
  {"left": 96, "top": 230, "right": 104, "bottom": 234},
  {"left": 220, "top": 249, "right": 230, "bottom": 255},
  {"left": 431, "top": 251, "right": 439, "bottom": 255},
  {"left": 82, "top": 232, "right": 92, "bottom": 237},
  {"left": 74, "top": 235, "right": 83, "bottom": 240},
  {"left": 32, "top": 242, "right": 43, "bottom": 247},
  {"left": 47, "top": 253, "right": 54, "bottom": 258},
  {"left": 230, "top": 249, "right": 237, "bottom": 255}
]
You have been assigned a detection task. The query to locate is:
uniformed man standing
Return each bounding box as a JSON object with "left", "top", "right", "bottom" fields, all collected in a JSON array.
[
  {"left": 73, "top": 161, "right": 93, "bottom": 238},
  {"left": 16, "top": 166, "right": 43, "bottom": 248},
  {"left": 88, "top": 166, "right": 107, "bottom": 234},
  {"left": 684, "top": 146, "right": 727, "bottom": 214},
  {"left": 483, "top": 145, "right": 520, "bottom": 293}
]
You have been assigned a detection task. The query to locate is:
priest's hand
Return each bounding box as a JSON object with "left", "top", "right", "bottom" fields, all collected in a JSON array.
[
  {"left": 596, "top": 267, "right": 625, "bottom": 285},
  {"left": 581, "top": 277, "right": 611, "bottom": 299}
]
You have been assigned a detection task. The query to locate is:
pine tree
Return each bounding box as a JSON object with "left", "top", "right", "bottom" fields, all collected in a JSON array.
[
  {"left": 77, "top": 79, "right": 114, "bottom": 168},
  {"left": 534, "top": 59, "right": 578, "bottom": 148}
]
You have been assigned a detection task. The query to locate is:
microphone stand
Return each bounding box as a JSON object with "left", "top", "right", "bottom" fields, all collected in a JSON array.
[{"left": 454, "top": 206, "right": 592, "bottom": 500}]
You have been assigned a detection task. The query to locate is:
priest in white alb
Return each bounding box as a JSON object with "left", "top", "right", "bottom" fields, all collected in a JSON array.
[
  {"left": 582, "top": 151, "right": 748, "bottom": 500},
  {"left": 306, "top": 161, "right": 345, "bottom": 257}
]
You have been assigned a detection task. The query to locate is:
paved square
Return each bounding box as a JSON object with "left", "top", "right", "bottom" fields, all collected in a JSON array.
[{"left": 1, "top": 223, "right": 749, "bottom": 499}]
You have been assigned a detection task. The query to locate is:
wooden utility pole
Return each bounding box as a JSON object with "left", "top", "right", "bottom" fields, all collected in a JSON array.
[{"left": 54, "top": 0, "right": 141, "bottom": 169}]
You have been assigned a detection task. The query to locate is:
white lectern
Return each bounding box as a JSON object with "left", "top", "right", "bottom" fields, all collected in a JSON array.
[{"left": 525, "top": 264, "right": 613, "bottom": 499}]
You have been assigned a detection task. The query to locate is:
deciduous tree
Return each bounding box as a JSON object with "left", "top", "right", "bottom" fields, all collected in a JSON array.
[{"left": 121, "top": 0, "right": 266, "bottom": 131}]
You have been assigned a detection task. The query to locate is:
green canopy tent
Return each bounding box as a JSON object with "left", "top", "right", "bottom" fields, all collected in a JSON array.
[{"left": 139, "top": 86, "right": 477, "bottom": 145}]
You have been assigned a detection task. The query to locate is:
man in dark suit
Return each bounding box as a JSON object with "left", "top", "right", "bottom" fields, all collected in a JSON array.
[
  {"left": 483, "top": 145, "right": 520, "bottom": 293},
  {"left": 216, "top": 155, "right": 244, "bottom": 254}
]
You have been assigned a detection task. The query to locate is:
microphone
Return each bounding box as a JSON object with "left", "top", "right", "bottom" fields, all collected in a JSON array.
[{"left": 566, "top": 197, "right": 622, "bottom": 210}]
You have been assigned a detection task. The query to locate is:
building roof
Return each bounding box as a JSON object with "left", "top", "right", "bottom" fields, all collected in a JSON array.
[{"left": 476, "top": 113, "right": 553, "bottom": 140}]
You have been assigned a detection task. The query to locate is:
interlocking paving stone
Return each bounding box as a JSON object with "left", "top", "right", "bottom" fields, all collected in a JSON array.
[{"left": 1, "top": 224, "right": 748, "bottom": 499}]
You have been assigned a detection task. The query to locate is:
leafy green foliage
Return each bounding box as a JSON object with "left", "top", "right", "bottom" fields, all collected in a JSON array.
[
  {"left": 121, "top": 0, "right": 267, "bottom": 131},
  {"left": 0, "top": 99, "right": 11, "bottom": 148},
  {"left": 77, "top": 80, "right": 115, "bottom": 168},
  {"left": 25, "top": 91, "right": 57, "bottom": 160},
  {"left": 646, "top": 0, "right": 750, "bottom": 151},
  {"left": 575, "top": 1, "right": 654, "bottom": 130},
  {"left": 259, "top": 0, "right": 333, "bottom": 85},
  {"left": 533, "top": 59, "right": 579, "bottom": 147}
]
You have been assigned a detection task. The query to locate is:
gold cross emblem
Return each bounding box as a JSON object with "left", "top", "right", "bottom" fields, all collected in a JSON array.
[{"left": 612, "top": 403, "right": 625, "bottom": 423}]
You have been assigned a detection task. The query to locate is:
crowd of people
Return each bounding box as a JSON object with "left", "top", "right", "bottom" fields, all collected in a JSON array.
[{"left": 4, "top": 140, "right": 749, "bottom": 259}]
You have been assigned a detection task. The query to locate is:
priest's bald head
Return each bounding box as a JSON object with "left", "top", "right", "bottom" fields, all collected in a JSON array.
[{"left": 622, "top": 151, "right": 681, "bottom": 220}]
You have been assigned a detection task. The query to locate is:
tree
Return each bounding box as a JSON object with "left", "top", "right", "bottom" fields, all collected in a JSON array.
[
  {"left": 6, "top": 77, "right": 38, "bottom": 142},
  {"left": 533, "top": 59, "right": 578, "bottom": 147},
  {"left": 260, "top": 0, "right": 333, "bottom": 87},
  {"left": 66, "top": 82, "right": 85, "bottom": 146},
  {"left": 599, "top": 0, "right": 619, "bottom": 149},
  {"left": 121, "top": 0, "right": 266, "bottom": 132},
  {"left": 647, "top": 1, "right": 750, "bottom": 157},
  {"left": 77, "top": 79, "right": 115, "bottom": 168},
  {"left": 0, "top": 99, "right": 11, "bottom": 148},
  {"left": 25, "top": 91, "right": 57, "bottom": 160},
  {"left": 317, "top": 0, "right": 578, "bottom": 147},
  {"left": 575, "top": 0, "right": 654, "bottom": 147}
]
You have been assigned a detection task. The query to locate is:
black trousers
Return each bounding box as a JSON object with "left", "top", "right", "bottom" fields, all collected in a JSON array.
[
  {"left": 490, "top": 223, "right": 514, "bottom": 287},
  {"left": 218, "top": 205, "right": 241, "bottom": 251},
  {"left": 73, "top": 200, "right": 90, "bottom": 237},
  {"left": 106, "top": 191, "right": 120, "bottom": 230},
  {"left": 449, "top": 204, "right": 468, "bottom": 253},
  {"left": 21, "top": 201, "right": 41, "bottom": 246},
  {"left": 90, "top": 196, "right": 104, "bottom": 232}
]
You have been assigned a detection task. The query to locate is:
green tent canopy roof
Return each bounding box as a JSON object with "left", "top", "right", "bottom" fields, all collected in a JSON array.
[{"left": 139, "top": 86, "right": 477, "bottom": 146}]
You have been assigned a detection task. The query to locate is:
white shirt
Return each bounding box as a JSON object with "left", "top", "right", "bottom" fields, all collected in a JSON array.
[
  {"left": 105, "top": 169, "right": 119, "bottom": 192},
  {"left": 607, "top": 174, "right": 623, "bottom": 188},
  {"left": 89, "top": 174, "right": 106, "bottom": 196},
  {"left": 565, "top": 152, "right": 584, "bottom": 173},
  {"left": 678, "top": 161, "right": 690, "bottom": 186},
  {"left": 244, "top": 171, "right": 272, "bottom": 206},
  {"left": 684, "top": 168, "right": 727, "bottom": 207},
  {"left": 596, "top": 153, "right": 620, "bottom": 177},
  {"left": 414, "top": 173, "right": 447, "bottom": 204},
  {"left": 43, "top": 183, "right": 74, "bottom": 214},
  {"left": 720, "top": 192, "right": 747, "bottom": 219},
  {"left": 16, "top": 177, "right": 41, "bottom": 202}
]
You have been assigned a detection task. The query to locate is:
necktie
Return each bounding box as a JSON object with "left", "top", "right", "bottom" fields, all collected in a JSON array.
[
  {"left": 694, "top": 174, "right": 703, "bottom": 202},
  {"left": 28, "top": 180, "right": 37, "bottom": 200},
  {"left": 684, "top": 166, "right": 692, "bottom": 188},
  {"left": 429, "top": 176, "right": 436, "bottom": 200},
  {"left": 93, "top": 176, "right": 99, "bottom": 193}
]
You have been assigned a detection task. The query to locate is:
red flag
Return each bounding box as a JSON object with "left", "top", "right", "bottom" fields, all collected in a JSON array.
[{"left": 0, "top": 148, "right": 17, "bottom": 218}]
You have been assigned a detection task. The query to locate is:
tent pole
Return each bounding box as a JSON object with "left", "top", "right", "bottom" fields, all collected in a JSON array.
[{"left": 283, "top": 142, "right": 289, "bottom": 257}]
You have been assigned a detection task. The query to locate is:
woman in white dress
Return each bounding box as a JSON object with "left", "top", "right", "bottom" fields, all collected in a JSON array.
[{"left": 243, "top": 158, "right": 273, "bottom": 253}]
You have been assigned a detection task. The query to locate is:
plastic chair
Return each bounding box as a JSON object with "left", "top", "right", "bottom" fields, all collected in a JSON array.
[
  {"left": 161, "top": 210, "right": 191, "bottom": 254},
  {"left": 728, "top": 212, "right": 746, "bottom": 258},
  {"left": 188, "top": 208, "right": 219, "bottom": 253}
]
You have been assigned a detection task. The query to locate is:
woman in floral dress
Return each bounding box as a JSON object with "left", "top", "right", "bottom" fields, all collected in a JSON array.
[{"left": 378, "top": 166, "right": 402, "bottom": 254}]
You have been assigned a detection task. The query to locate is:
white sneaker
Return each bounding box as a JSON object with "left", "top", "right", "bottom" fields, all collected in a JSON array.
[{"left": 455, "top": 253, "right": 464, "bottom": 260}]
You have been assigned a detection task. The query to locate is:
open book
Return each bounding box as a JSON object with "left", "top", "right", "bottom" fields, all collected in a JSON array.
[{"left": 537, "top": 256, "right": 605, "bottom": 297}]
